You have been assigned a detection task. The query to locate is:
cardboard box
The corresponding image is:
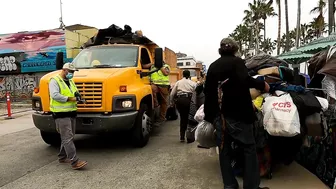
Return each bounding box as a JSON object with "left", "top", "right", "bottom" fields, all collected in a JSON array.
[{"left": 258, "top": 67, "right": 280, "bottom": 77}]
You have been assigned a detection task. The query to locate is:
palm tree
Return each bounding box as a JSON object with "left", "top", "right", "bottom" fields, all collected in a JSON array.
[
  {"left": 243, "top": 0, "right": 265, "bottom": 54},
  {"left": 328, "top": 0, "right": 335, "bottom": 34},
  {"left": 276, "top": 0, "right": 282, "bottom": 55},
  {"left": 284, "top": 0, "right": 290, "bottom": 52},
  {"left": 260, "top": 0, "right": 277, "bottom": 41},
  {"left": 310, "top": 0, "right": 327, "bottom": 37},
  {"left": 260, "top": 38, "right": 276, "bottom": 53},
  {"left": 229, "top": 24, "right": 251, "bottom": 55},
  {"left": 296, "top": 0, "right": 301, "bottom": 48},
  {"left": 300, "top": 23, "right": 314, "bottom": 45},
  {"left": 310, "top": 17, "right": 327, "bottom": 37}
]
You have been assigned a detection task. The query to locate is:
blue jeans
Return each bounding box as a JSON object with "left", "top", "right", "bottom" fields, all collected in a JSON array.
[{"left": 214, "top": 115, "right": 260, "bottom": 189}]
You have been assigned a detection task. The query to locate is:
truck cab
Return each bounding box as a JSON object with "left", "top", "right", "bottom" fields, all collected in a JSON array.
[{"left": 31, "top": 27, "right": 174, "bottom": 148}]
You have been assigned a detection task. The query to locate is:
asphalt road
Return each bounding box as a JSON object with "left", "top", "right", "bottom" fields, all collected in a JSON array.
[{"left": 0, "top": 113, "right": 329, "bottom": 189}]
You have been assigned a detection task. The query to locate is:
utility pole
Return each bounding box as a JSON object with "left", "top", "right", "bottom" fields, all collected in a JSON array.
[
  {"left": 295, "top": 0, "right": 301, "bottom": 48},
  {"left": 59, "top": 0, "right": 65, "bottom": 29}
]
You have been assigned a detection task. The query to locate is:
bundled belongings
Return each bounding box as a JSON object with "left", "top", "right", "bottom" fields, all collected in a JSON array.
[
  {"left": 245, "top": 54, "right": 289, "bottom": 76},
  {"left": 295, "top": 45, "right": 336, "bottom": 188},
  {"left": 239, "top": 53, "right": 332, "bottom": 179},
  {"left": 82, "top": 24, "right": 153, "bottom": 48}
]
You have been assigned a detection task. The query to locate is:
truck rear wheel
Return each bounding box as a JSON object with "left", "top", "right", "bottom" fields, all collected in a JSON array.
[
  {"left": 131, "top": 103, "right": 152, "bottom": 148},
  {"left": 40, "top": 131, "right": 61, "bottom": 146}
]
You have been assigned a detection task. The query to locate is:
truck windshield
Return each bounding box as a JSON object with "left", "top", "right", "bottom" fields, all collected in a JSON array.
[{"left": 72, "top": 46, "right": 138, "bottom": 68}]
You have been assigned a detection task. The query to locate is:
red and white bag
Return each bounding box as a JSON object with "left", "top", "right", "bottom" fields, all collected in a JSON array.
[{"left": 262, "top": 93, "right": 301, "bottom": 137}]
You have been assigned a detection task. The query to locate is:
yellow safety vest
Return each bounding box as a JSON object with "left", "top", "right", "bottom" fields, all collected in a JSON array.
[
  {"left": 50, "top": 75, "right": 78, "bottom": 112},
  {"left": 150, "top": 64, "right": 170, "bottom": 86}
]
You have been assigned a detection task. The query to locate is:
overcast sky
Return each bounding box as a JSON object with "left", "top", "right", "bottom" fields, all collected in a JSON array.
[{"left": 0, "top": 0, "right": 322, "bottom": 66}]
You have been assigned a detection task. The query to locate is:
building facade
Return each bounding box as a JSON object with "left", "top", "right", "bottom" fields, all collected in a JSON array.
[
  {"left": 177, "top": 56, "right": 197, "bottom": 69},
  {"left": 0, "top": 24, "right": 97, "bottom": 100}
]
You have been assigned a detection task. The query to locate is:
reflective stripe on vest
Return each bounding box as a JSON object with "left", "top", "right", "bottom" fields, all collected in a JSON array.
[
  {"left": 150, "top": 64, "right": 170, "bottom": 85},
  {"left": 50, "top": 75, "right": 78, "bottom": 112}
]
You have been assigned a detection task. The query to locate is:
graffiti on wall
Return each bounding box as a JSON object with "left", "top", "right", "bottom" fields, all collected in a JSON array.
[
  {"left": 0, "top": 29, "right": 71, "bottom": 74},
  {"left": 0, "top": 74, "right": 40, "bottom": 99}
]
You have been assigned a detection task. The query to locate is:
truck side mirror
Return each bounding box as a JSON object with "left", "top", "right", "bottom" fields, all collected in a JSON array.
[
  {"left": 154, "top": 48, "right": 163, "bottom": 68},
  {"left": 56, "top": 52, "right": 64, "bottom": 70}
]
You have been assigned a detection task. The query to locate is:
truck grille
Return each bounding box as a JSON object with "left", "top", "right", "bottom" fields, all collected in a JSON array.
[{"left": 75, "top": 82, "right": 103, "bottom": 108}]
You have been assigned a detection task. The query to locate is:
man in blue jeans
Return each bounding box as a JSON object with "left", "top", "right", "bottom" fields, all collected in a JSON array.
[{"left": 204, "top": 38, "right": 270, "bottom": 189}]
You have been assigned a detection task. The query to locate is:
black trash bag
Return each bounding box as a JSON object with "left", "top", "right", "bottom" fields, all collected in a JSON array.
[
  {"left": 107, "top": 24, "right": 125, "bottom": 36},
  {"left": 166, "top": 105, "right": 178, "bottom": 121}
]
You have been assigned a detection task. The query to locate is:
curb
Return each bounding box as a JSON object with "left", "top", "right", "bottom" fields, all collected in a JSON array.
[{"left": 0, "top": 110, "right": 33, "bottom": 121}]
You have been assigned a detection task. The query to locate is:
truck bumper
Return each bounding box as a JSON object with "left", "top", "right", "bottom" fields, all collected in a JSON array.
[{"left": 32, "top": 111, "right": 138, "bottom": 134}]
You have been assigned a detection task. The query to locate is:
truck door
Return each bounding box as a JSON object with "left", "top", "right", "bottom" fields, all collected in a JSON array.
[{"left": 140, "top": 47, "right": 152, "bottom": 84}]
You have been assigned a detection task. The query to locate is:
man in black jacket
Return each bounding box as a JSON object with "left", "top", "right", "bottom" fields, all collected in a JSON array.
[{"left": 203, "top": 38, "right": 270, "bottom": 189}]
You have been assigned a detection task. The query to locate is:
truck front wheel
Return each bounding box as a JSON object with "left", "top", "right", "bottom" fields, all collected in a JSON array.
[
  {"left": 131, "top": 103, "right": 152, "bottom": 147},
  {"left": 40, "top": 131, "right": 61, "bottom": 146}
]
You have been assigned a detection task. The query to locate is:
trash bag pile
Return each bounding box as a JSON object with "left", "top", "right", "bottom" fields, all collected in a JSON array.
[
  {"left": 295, "top": 46, "right": 336, "bottom": 188},
  {"left": 244, "top": 53, "right": 332, "bottom": 180},
  {"left": 191, "top": 52, "right": 335, "bottom": 184},
  {"left": 82, "top": 24, "right": 152, "bottom": 48}
]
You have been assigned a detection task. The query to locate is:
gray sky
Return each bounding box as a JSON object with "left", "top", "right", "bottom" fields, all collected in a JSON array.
[{"left": 0, "top": 0, "right": 321, "bottom": 66}]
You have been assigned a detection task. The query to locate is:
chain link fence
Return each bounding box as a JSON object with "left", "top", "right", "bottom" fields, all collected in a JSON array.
[{"left": 0, "top": 74, "right": 41, "bottom": 116}]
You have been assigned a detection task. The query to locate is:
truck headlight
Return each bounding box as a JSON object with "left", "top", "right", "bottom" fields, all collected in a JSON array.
[
  {"left": 35, "top": 101, "right": 41, "bottom": 108},
  {"left": 112, "top": 95, "right": 136, "bottom": 112},
  {"left": 121, "top": 100, "right": 132, "bottom": 108},
  {"left": 32, "top": 96, "right": 42, "bottom": 111}
]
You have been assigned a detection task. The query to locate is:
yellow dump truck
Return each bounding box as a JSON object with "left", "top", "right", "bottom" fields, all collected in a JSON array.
[{"left": 31, "top": 25, "right": 179, "bottom": 148}]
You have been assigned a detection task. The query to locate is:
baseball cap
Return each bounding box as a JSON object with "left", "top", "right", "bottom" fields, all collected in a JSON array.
[
  {"left": 62, "top": 63, "right": 78, "bottom": 71},
  {"left": 220, "top": 37, "right": 238, "bottom": 47}
]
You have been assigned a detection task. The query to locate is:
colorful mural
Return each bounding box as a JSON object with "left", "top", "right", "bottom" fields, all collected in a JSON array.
[{"left": 0, "top": 29, "right": 72, "bottom": 74}]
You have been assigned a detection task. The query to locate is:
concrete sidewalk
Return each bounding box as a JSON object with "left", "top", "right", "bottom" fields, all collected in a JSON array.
[
  {"left": 0, "top": 111, "right": 35, "bottom": 136},
  {"left": 0, "top": 114, "right": 330, "bottom": 189}
]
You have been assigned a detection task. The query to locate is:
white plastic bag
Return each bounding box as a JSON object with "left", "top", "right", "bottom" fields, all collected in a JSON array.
[
  {"left": 262, "top": 94, "right": 301, "bottom": 137},
  {"left": 195, "top": 120, "right": 216, "bottom": 148},
  {"left": 194, "top": 104, "right": 204, "bottom": 122},
  {"left": 316, "top": 96, "right": 329, "bottom": 111}
]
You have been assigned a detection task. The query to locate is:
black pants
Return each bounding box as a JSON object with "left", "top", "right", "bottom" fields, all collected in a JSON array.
[
  {"left": 175, "top": 96, "right": 191, "bottom": 139},
  {"left": 216, "top": 117, "right": 260, "bottom": 189}
]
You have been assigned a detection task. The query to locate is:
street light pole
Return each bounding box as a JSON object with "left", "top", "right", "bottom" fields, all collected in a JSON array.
[{"left": 59, "top": 0, "right": 65, "bottom": 29}]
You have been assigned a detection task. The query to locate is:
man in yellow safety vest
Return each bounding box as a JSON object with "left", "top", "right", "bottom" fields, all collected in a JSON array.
[
  {"left": 49, "top": 63, "right": 88, "bottom": 170},
  {"left": 149, "top": 62, "right": 171, "bottom": 125}
]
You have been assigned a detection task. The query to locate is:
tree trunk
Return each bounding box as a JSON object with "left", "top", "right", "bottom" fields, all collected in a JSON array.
[
  {"left": 277, "top": 1, "right": 282, "bottom": 55},
  {"left": 256, "top": 22, "right": 260, "bottom": 55},
  {"left": 329, "top": 0, "right": 335, "bottom": 34},
  {"left": 296, "top": 0, "right": 301, "bottom": 48},
  {"left": 285, "top": 0, "right": 290, "bottom": 52},
  {"left": 264, "top": 19, "right": 267, "bottom": 41}
]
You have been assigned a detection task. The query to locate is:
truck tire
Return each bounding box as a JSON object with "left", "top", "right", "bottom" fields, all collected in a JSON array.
[
  {"left": 131, "top": 103, "right": 152, "bottom": 148},
  {"left": 40, "top": 131, "right": 61, "bottom": 146}
]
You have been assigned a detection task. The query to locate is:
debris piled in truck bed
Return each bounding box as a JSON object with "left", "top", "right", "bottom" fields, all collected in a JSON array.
[{"left": 82, "top": 24, "right": 153, "bottom": 48}]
